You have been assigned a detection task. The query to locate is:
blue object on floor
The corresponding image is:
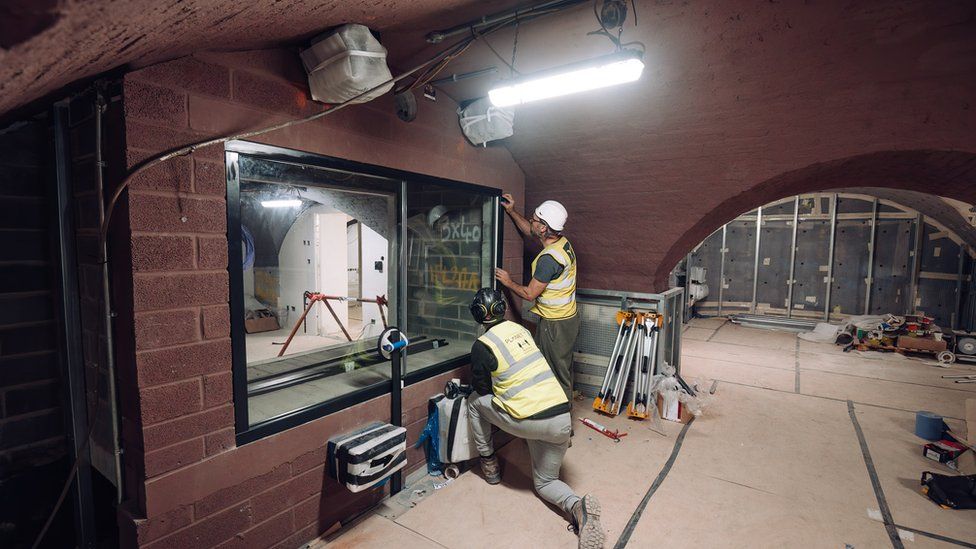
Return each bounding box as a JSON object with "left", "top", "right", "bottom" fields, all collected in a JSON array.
[{"left": 914, "top": 410, "right": 946, "bottom": 441}]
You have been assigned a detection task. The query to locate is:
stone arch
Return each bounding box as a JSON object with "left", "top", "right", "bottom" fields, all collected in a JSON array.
[{"left": 653, "top": 150, "right": 976, "bottom": 290}]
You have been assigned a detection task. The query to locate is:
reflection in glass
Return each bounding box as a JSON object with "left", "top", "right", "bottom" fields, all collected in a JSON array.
[
  {"left": 405, "top": 185, "right": 495, "bottom": 374},
  {"left": 238, "top": 156, "right": 397, "bottom": 425}
]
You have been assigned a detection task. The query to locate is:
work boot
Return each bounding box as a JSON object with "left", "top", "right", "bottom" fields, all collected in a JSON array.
[
  {"left": 571, "top": 494, "right": 605, "bottom": 549},
  {"left": 479, "top": 454, "right": 501, "bottom": 485}
]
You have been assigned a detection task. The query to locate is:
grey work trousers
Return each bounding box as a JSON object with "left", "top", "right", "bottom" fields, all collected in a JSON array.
[
  {"left": 536, "top": 313, "right": 581, "bottom": 401},
  {"left": 467, "top": 393, "right": 580, "bottom": 514}
]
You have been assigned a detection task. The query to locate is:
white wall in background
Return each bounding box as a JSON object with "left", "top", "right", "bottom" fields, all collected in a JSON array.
[
  {"left": 278, "top": 206, "right": 319, "bottom": 332},
  {"left": 360, "top": 223, "right": 389, "bottom": 336},
  {"left": 315, "top": 212, "right": 349, "bottom": 336}
]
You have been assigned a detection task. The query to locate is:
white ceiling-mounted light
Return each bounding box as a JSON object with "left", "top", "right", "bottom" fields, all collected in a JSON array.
[
  {"left": 261, "top": 199, "right": 303, "bottom": 208},
  {"left": 488, "top": 49, "right": 644, "bottom": 108}
]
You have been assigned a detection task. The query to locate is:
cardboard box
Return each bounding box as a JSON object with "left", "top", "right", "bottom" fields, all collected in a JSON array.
[
  {"left": 923, "top": 439, "right": 966, "bottom": 465},
  {"left": 896, "top": 335, "right": 947, "bottom": 352},
  {"left": 245, "top": 309, "right": 280, "bottom": 334}
]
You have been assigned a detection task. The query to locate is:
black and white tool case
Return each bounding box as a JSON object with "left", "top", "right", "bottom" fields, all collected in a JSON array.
[{"left": 327, "top": 422, "right": 407, "bottom": 493}]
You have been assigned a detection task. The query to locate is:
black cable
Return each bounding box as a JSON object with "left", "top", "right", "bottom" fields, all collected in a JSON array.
[{"left": 510, "top": 11, "right": 520, "bottom": 77}]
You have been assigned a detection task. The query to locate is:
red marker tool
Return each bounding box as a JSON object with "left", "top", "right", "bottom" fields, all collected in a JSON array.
[{"left": 580, "top": 418, "right": 627, "bottom": 442}]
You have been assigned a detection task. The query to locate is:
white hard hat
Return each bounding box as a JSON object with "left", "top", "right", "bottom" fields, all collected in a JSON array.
[
  {"left": 535, "top": 200, "right": 567, "bottom": 232},
  {"left": 427, "top": 205, "right": 448, "bottom": 227}
]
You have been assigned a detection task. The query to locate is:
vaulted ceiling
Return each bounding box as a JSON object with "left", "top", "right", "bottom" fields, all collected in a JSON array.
[{"left": 0, "top": 0, "right": 524, "bottom": 117}]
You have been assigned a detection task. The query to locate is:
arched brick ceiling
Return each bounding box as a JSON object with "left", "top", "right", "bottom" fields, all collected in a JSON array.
[
  {"left": 841, "top": 187, "right": 976, "bottom": 248},
  {"left": 0, "top": 0, "right": 526, "bottom": 118}
]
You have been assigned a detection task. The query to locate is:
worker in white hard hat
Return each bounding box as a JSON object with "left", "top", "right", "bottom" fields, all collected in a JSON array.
[{"left": 495, "top": 194, "right": 580, "bottom": 416}]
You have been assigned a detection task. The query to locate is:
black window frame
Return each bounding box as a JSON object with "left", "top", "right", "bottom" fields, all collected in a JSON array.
[{"left": 225, "top": 140, "right": 503, "bottom": 444}]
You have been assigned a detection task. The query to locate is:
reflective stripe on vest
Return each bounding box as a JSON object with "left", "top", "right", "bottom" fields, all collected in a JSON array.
[
  {"left": 481, "top": 330, "right": 545, "bottom": 381},
  {"left": 530, "top": 237, "right": 578, "bottom": 320},
  {"left": 477, "top": 321, "right": 568, "bottom": 419},
  {"left": 499, "top": 369, "right": 556, "bottom": 401}
]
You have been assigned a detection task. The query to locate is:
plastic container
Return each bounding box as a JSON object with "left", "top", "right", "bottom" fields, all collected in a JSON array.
[
  {"left": 458, "top": 97, "right": 515, "bottom": 146},
  {"left": 300, "top": 24, "right": 393, "bottom": 104}
]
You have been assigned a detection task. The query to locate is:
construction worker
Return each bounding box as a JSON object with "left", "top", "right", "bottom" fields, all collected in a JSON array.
[
  {"left": 466, "top": 288, "right": 604, "bottom": 549},
  {"left": 495, "top": 194, "right": 580, "bottom": 405}
]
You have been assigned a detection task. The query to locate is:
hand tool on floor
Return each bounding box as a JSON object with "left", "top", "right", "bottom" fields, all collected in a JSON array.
[
  {"left": 580, "top": 417, "right": 627, "bottom": 442},
  {"left": 942, "top": 375, "right": 976, "bottom": 379}
]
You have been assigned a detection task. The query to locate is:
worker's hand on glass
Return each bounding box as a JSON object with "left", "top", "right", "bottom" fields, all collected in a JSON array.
[
  {"left": 494, "top": 268, "right": 512, "bottom": 287},
  {"left": 500, "top": 193, "right": 515, "bottom": 211}
]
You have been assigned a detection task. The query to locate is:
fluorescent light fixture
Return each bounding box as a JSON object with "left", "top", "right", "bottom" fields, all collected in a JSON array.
[
  {"left": 488, "top": 49, "right": 644, "bottom": 107},
  {"left": 261, "top": 199, "right": 302, "bottom": 208}
]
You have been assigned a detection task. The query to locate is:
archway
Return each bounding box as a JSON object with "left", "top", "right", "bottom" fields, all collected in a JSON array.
[{"left": 654, "top": 150, "right": 976, "bottom": 291}]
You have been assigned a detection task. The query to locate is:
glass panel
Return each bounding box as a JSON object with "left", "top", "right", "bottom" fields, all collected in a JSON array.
[
  {"left": 236, "top": 155, "right": 399, "bottom": 427},
  {"left": 404, "top": 183, "right": 495, "bottom": 375}
]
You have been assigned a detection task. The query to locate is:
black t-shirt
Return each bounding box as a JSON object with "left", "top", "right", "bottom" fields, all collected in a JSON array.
[{"left": 533, "top": 254, "right": 564, "bottom": 283}]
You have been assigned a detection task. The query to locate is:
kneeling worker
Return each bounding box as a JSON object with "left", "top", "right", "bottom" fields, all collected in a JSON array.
[{"left": 466, "top": 288, "right": 604, "bottom": 548}]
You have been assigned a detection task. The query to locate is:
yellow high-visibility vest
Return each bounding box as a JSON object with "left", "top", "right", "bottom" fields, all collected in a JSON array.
[
  {"left": 478, "top": 320, "right": 568, "bottom": 419},
  {"left": 530, "top": 236, "right": 577, "bottom": 320}
]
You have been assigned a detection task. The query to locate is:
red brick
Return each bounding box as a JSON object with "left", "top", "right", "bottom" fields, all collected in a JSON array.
[
  {"left": 195, "top": 463, "right": 290, "bottom": 519},
  {"left": 132, "top": 235, "right": 196, "bottom": 271},
  {"left": 129, "top": 155, "right": 193, "bottom": 192},
  {"left": 251, "top": 465, "right": 325, "bottom": 523},
  {"left": 140, "top": 378, "right": 202, "bottom": 424},
  {"left": 198, "top": 236, "right": 229, "bottom": 270},
  {"left": 148, "top": 501, "right": 252, "bottom": 549},
  {"left": 205, "top": 427, "right": 235, "bottom": 457},
  {"left": 214, "top": 509, "right": 293, "bottom": 549},
  {"left": 119, "top": 503, "right": 193, "bottom": 545},
  {"left": 144, "top": 437, "right": 205, "bottom": 477},
  {"left": 136, "top": 338, "right": 231, "bottom": 387},
  {"left": 128, "top": 192, "right": 227, "bottom": 234},
  {"left": 203, "top": 371, "right": 233, "bottom": 408},
  {"left": 202, "top": 305, "right": 230, "bottom": 339},
  {"left": 134, "top": 308, "right": 200, "bottom": 350},
  {"left": 291, "top": 485, "right": 381, "bottom": 532},
  {"left": 132, "top": 272, "right": 228, "bottom": 312},
  {"left": 233, "top": 71, "right": 310, "bottom": 116},
  {"left": 132, "top": 56, "right": 232, "bottom": 98},
  {"left": 126, "top": 122, "right": 208, "bottom": 165},
  {"left": 142, "top": 404, "right": 234, "bottom": 451},
  {"left": 291, "top": 446, "right": 326, "bottom": 476},
  {"left": 195, "top": 159, "right": 227, "bottom": 196},
  {"left": 125, "top": 80, "right": 187, "bottom": 128}
]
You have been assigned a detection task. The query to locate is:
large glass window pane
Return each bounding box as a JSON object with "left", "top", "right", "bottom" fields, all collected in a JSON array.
[
  {"left": 235, "top": 155, "right": 399, "bottom": 426},
  {"left": 404, "top": 184, "right": 496, "bottom": 374}
]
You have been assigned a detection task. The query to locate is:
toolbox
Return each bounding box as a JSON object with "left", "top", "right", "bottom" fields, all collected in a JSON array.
[{"left": 328, "top": 422, "right": 407, "bottom": 493}]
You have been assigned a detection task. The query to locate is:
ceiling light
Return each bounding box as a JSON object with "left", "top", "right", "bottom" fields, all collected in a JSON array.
[
  {"left": 261, "top": 199, "right": 302, "bottom": 208},
  {"left": 488, "top": 50, "right": 644, "bottom": 108}
]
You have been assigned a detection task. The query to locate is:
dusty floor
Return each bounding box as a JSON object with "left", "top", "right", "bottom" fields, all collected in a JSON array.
[{"left": 317, "top": 319, "right": 976, "bottom": 548}]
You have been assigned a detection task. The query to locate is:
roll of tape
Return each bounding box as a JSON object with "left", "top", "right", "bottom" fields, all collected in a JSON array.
[
  {"left": 914, "top": 410, "right": 945, "bottom": 441},
  {"left": 444, "top": 464, "right": 460, "bottom": 480}
]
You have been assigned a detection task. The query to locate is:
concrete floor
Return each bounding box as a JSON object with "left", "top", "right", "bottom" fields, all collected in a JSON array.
[{"left": 317, "top": 319, "right": 975, "bottom": 548}]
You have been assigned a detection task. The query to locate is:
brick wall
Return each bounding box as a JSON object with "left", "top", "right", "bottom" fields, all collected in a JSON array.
[
  {"left": 0, "top": 117, "right": 66, "bottom": 479},
  {"left": 508, "top": 0, "right": 976, "bottom": 292},
  {"left": 113, "top": 48, "right": 525, "bottom": 548}
]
